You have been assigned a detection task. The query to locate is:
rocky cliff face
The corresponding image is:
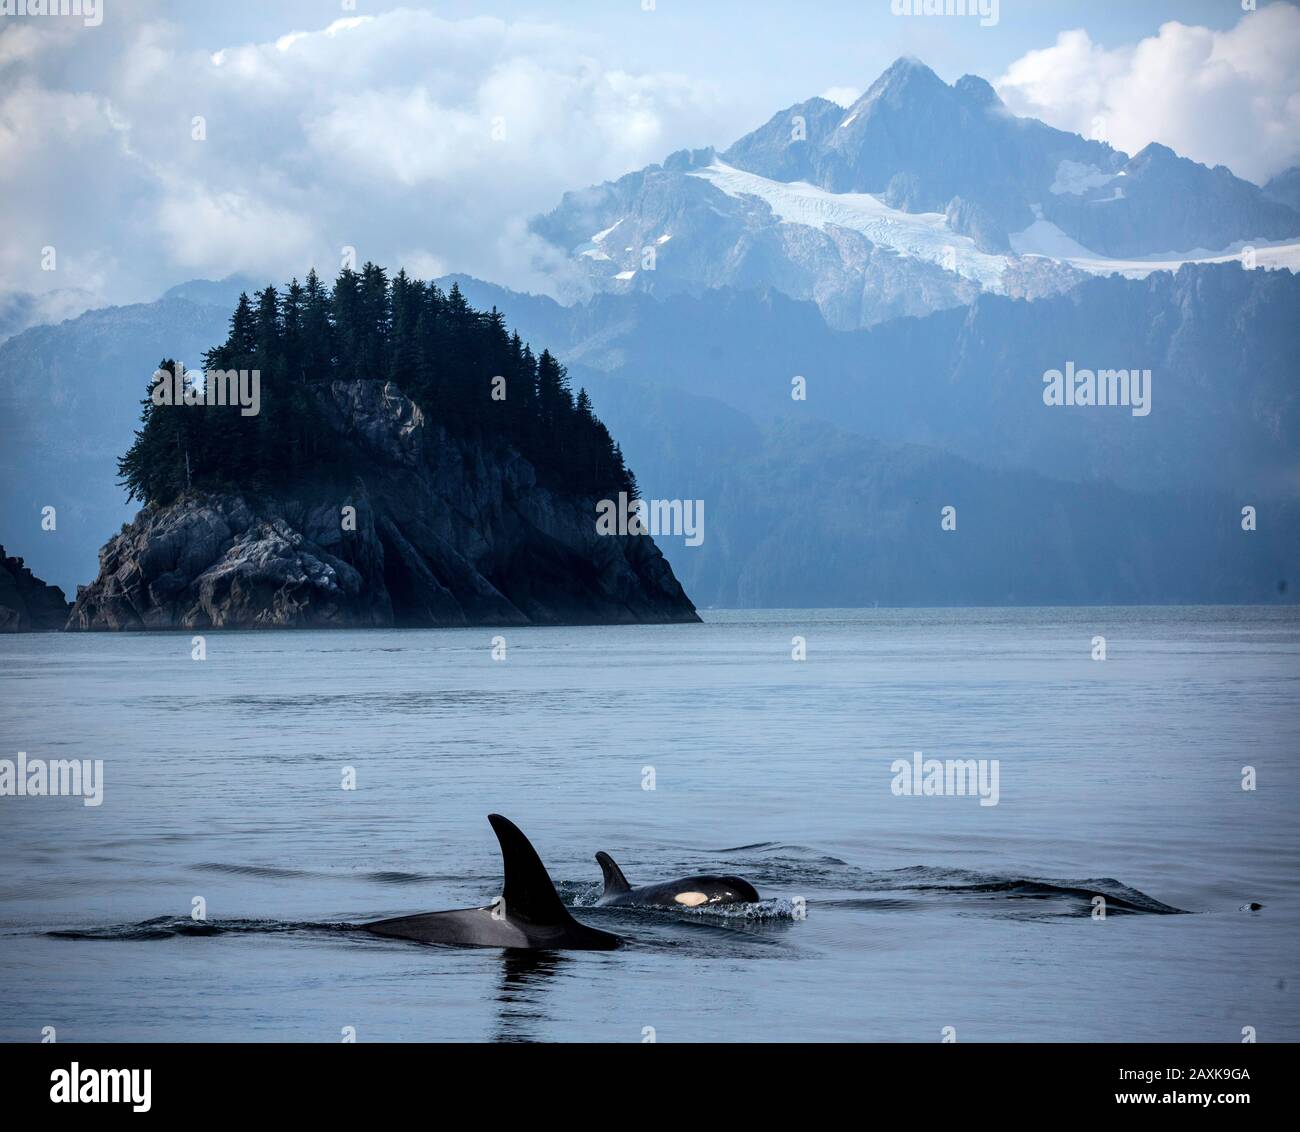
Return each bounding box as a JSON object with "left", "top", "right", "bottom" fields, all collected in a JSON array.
[
  {"left": 0, "top": 546, "right": 71, "bottom": 631},
  {"left": 68, "top": 379, "right": 699, "bottom": 630}
]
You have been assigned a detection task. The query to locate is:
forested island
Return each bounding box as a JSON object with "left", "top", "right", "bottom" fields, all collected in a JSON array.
[{"left": 69, "top": 266, "right": 697, "bottom": 630}]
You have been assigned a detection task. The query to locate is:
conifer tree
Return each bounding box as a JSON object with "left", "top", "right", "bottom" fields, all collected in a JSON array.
[{"left": 119, "top": 264, "right": 640, "bottom": 508}]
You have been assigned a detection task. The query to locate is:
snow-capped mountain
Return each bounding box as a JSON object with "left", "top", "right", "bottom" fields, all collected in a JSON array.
[{"left": 532, "top": 57, "right": 1300, "bottom": 329}]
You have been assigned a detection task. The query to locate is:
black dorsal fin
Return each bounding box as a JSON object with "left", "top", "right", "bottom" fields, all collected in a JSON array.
[
  {"left": 487, "top": 814, "right": 571, "bottom": 924},
  {"left": 595, "top": 851, "right": 632, "bottom": 897}
]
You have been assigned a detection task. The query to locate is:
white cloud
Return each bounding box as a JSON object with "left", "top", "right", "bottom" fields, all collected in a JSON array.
[
  {"left": 154, "top": 184, "right": 319, "bottom": 278},
  {"left": 0, "top": 8, "right": 732, "bottom": 324},
  {"left": 0, "top": 19, "right": 67, "bottom": 68},
  {"left": 9, "top": 1, "right": 1296, "bottom": 339},
  {"left": 821, "top": 86, "right": 862, "bottom": 108},
  {"left": 995, "top": 3, "right": 1300, "bottom": 184}
]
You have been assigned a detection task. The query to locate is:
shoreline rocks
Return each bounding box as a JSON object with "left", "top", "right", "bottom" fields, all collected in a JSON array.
[{"left": 0, "top": 547, "right": 72, "bottom": 632}]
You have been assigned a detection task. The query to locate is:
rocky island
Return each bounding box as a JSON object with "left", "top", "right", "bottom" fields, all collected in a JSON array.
[
  {"left": 0, "top": 547, "right": 71, "bottom": 631},
  {"left": 68, "top": 269, "right": 698, "bottom": 630}
]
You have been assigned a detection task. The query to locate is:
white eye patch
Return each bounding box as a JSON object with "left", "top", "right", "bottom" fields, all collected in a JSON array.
[{"left": 674, "top": 891, "right": 709, "bottom": 907}]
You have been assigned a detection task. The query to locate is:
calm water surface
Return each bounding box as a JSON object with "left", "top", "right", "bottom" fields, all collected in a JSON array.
[{"left": 1, "top": 607, "right": 1296, "bottom": 1042}]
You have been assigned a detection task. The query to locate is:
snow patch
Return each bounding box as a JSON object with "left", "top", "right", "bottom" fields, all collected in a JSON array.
[
  {"left": 689, "top": 160, "right": 1009, "bottom": 290},
  {"left": 1011, "top": 221, "right": 1300, "bottom": 276},
  {"left": 1049, "top": 160, "right": 1119, "bottom": 196},
  {"left": 574, "top": 218, "right": 623, "bottom": 262}
]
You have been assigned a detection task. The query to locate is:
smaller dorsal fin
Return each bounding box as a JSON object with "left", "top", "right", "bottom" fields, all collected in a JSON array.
[{"left": 595, "top": 851, "right": 632, "bottom": 897}]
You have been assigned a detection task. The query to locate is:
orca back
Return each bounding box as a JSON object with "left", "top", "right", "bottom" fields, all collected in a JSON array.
[{"left": 362, "top": 815, "right": 621, "bottom": 950}]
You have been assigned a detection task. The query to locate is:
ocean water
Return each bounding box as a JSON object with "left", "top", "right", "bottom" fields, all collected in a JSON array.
[{"left": 1, "top": 607, "right": 1296, "bottom": 1043}]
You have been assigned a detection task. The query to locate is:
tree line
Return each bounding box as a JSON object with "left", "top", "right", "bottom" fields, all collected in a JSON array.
[{"left": 118, "top": 264, "right": 638, "bottom": 506}]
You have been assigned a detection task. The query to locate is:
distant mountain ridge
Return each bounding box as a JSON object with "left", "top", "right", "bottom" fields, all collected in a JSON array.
[
  {"left": 0, "top": 295, "right": 235, "bottom": 593},
  {"left": 3, "top": 262, "right": 1295, "bottom": 608},
  {"left": 446, "top": 264, "right": 1300, "bottom": 498},
  {"left": 447, "top": 266, "right": 1299, "bottom": 608},
  {"left": 1264, "top": 166, "right": 1300, "bottom": 212}
]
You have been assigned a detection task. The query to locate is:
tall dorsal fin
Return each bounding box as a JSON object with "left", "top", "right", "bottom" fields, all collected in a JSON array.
[
  {"left": 595, "top": 851, "right": 632, "bottom": 897},
  {"left": 487, "top": 814, "right": 571, "bottom": 924}
]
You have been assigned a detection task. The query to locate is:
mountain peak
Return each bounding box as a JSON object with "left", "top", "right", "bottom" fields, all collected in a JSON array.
[
  {"left": 868, "top": 55, "right": 945, "bottom": 97},
  {"left": 954, "top": 73, "right": 1001, "bottom": 109},
  {"left": 844, "top": 56, "right": 950, "bottom": 121},
  {"left": 1131, "top": 142, "right": 1179, "bottom": 165},
  {"left": 882, "top": 55, "right": 936, "bottom": 78}
]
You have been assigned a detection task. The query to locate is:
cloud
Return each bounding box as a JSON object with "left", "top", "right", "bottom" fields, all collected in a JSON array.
[
  {"left": 0, "top": 19, "right": 66, "bottom": 67},
  {"left": 0, "top": 8, "right": 733, "bottom": 324},
  {"left": 9, "top": 1, "right": 1297, "bottom": 339},
  {"left": 820, "top": 86, "right": 862, "bottom": 108},
  {"left": 154, "top": 184, "right": 320, "bottom": 279},
  {"left": 995, "top": 3, "right": 1300, "bottom": 184}
]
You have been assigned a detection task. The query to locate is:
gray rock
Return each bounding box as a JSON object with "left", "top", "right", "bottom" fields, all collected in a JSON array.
[
  {"left": 68, "top": 379, "right": 699, "bottom": 630},
  {"left": 945, "top": 196, "right": 1010, "bottom": 254},
  {"left": 0, "top": 546, "right": 71, "bottom": 631}
]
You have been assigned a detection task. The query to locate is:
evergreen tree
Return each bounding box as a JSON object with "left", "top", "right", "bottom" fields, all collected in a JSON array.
[
  {"left": 119, "top": 264, "right": 639, "bottom": 508},
  {"left": 301, "top": 269, "right": 334, "bottom": 383}
]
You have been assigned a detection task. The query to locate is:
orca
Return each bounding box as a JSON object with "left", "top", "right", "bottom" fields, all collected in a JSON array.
[
  {"left": 594, "top": 851, "right": 760, "bottom": 909},
  {"left": 361, "top": 815, "right": 621, "bottom": 950}
]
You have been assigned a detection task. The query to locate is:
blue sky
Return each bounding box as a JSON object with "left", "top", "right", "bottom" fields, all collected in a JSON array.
[
  {"left": 174, "top": 1, "right": 1264, "bottom": 76},
  {"left": 171, "top": 0, "right": 1280, "bottom": 131},
  {"left": 3, "top": 0, "right": 1298, "bottom": 320}
]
